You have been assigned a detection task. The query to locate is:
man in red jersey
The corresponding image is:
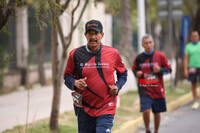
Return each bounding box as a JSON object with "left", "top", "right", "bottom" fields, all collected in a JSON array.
[
  {"left": 64, "top": 20, "right": 127, "bottom": 133},
  {"left": 132, "top": 34, "right": 171, "bottom": 133}
]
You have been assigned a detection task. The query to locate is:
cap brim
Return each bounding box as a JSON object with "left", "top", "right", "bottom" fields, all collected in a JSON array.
[{"left": 86, "top": 27, "right": 101, "bottom": 32}]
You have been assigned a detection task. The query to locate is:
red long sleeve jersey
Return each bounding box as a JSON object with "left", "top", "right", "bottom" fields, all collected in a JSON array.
[
  {"left": 64, "top": 45, "right": 126, "bottom": 117},
  {"left": 132, "top": 51, "right": 171, "bottom": 99}
]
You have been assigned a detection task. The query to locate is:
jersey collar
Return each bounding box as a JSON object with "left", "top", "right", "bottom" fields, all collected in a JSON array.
[
  {"left": 144, "top": 49, "right": 154, "bottom": 55},
  {"left": 86, "top": 43, "right": 102, "bottom": 54},
  {"left": 192, "top": 40, "right": 200, "bottom": 45}
]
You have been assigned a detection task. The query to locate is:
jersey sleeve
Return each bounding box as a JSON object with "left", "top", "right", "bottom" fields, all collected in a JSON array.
[
  {"left": 131, "top": 55, "right": 139, "bottom": 76},
  {"left": 114, "top": 50, "right": 127, "bottom": 94},
  {"left": 160, "top": 53, "right": 172, "bottom": 74},
  {"left": 64, "top": 50, "right": 76, "bottom": 76},
  {"left": 184, "top": 44, "right": 189, "bottom": 54},
  {"left": 64, "top": 50, "right": 76, "bottom": 90},
  {"left": 115, "top": 69, "right": 127, "bottom": 94},
  {"left": 114, "top": 50, "right": 126, "bottom": 74}
]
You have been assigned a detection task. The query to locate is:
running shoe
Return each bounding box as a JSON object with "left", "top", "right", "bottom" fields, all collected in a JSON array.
[{"left": 192, "top": 102, "right": 199, "bottom": 109}]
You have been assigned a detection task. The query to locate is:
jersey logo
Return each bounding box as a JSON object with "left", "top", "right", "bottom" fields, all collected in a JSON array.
[
  {"left": 80, "top": 62, "right": 110, "bottom": 68},
  {"left": 106, "top": 129, "right": 111, "bottom": 133},
  {"left": 108, "top": 102, "right": 114, "bottom": 107}
]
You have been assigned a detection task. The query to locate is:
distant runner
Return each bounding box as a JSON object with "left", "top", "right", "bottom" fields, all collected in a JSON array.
[{"left": 132, "top": 34, "right": 171, "bottom": 133}]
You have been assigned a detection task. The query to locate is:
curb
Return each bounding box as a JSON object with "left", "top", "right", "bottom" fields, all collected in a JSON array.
[
  {"left": 113, "top": 91, "right": 200, "bottom": 133},
  {"left": 113, "top": 117, "right": 143, "bottom": 133}
]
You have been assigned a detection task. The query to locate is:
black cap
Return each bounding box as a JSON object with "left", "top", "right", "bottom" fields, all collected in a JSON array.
[{"left": 85, "top": 20, "right": 103, "bottom": 33}]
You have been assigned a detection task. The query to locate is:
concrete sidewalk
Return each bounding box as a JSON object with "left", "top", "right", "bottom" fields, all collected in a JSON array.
[{"left": 0, "top": 84, "right": 73, "bottom": 132}]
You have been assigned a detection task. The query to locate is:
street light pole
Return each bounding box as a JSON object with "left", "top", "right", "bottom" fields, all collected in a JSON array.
[{"left": 137, "top": 0, "right": 146, "bottom": 53}]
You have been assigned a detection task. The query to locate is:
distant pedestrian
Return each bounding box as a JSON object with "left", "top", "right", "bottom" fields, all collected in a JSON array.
[
  {"left": 132, "top": 34, "right": 172, "bottom": 133},
  {"left": 184, "top": 30, "right": 200, "bottom": 109},
  {"left": 64, "top": 19, "right": 127, "bottom": 133}
]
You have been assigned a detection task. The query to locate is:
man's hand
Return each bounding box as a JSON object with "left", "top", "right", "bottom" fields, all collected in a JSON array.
[
  {"left": 109, "top": 85, "right": 119, "bottom": 96},
  {"left": 153, "top": 64, "right": 161, "bottom": 73},
  {"left": 136, "top": 71, "right": 143, "bottom": 78},
  {"left": 74, "top": 77, "right": 87, "bottom": 90}
]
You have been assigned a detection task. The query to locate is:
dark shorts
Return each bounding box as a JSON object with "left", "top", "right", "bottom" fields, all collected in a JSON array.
[
  {"left": 76, "top": 107, "right": 114, "bottom": 133},
  {"left": 140, "top": 96, "right": 167, "bottom": 113},
  {"left": 188, "top": 68, "right": 200, "bottom": 83}
]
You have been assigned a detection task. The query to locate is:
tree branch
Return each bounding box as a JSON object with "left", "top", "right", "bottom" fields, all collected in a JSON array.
[
  {"left": 64, "top": 0, "right": 81, "bottom": 50},
  {"left": 57, "top": 17, "right": 67, "bottom": 50},
  {"left": 56, "top": 0, "right": 60, "bottom": 4},
  {"left": 72, "top": 0, "right": 89, "bottom": 32},
  {"left": 64, "top": 0, "right": 89, "bottom": 50},
  {"left": 60, "top": 0, "right": 71, "bottom": 15},
  {"left": 0, "top": 0, "right": 16, "bottom": 30},
  {"left": 48, "top": 0, "right": 67, "bottom": 54}
]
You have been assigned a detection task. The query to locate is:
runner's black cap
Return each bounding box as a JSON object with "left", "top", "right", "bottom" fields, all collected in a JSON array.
[{"left": 85, "top": 20, "right": 103, "bottom": 33}]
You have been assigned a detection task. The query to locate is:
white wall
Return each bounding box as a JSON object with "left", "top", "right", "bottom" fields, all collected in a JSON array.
[
  {"left": 59, "top": 0, "right": 138, "bottom": 93},
  {"left": 59, "top": 0, "right": 113, "bottom": 54}
]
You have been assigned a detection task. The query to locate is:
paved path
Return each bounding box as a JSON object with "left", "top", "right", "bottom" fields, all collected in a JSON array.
[
  {"left": 134, "top": 99, "right": 200, "bottom": 133},
  {"left": 159, "top": 99, "right": 200, "bottom": 133},
  {"left": 0, "top": 85, "right": 73, "bottom": 132}
]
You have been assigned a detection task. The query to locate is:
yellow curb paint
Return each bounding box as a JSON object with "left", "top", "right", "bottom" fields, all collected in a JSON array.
[
  {"left": 113, "top": 91, "right": 200, "bottom": 133},
  {"left": 167, "top": 92, "right": 193, "bottom": 111},
  {"left": 113, "top": 117, "right": 143, "bottom": 133}
]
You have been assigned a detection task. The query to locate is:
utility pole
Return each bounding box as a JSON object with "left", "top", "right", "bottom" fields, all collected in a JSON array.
[{"left": 137, "top": 0, "right": 146, "bottom": 53}]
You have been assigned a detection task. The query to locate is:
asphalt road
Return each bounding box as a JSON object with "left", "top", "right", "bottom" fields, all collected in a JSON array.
[{"left": 134, "top": 99, "right": 200, "bottom": 133}]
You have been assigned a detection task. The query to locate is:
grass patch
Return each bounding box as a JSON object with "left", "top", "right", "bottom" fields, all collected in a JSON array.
[
  {"left": 2, "top": 80, "right": 191, "bottom": 133},
  {"left": 165, "top": 80, "right": 190, "bottom": 102},
  {"left": 3, "top": 120, "right": 77, "bottom": 133},
  {"left": 113, "top": 90, "right": 140, "bottom": 130}
]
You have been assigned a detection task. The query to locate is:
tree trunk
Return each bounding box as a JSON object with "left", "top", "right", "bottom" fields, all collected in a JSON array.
[
  {"left": 37, "top": 29, "right": 47, "bottom": 86},
  {"left": 154, "top": 22, "right": 161, "bottom": 50},
  {"left": 119, "top": 0, "right": 135, "bottom": 67},
  {"left": 192, "top": 1, "right": 200, "bottom": 32},
  {"left": 174, "top": 22, "right": 184, "bottom": 86},
  {"left": 163, "top": 21, "right": 170, "bottom": 58},
  {"left": 37, "top": 7, "right": 47, "bottom": 86},
  {"left": 49, "top": 13, "right": 61, "bottom": 131}
]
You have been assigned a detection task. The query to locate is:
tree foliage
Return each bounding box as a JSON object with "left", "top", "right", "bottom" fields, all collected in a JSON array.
[
  {"left": 0, "top": 0, "right": 16, "bottom": 30},
  {"left": 183, "top": 0, "right": 200, "bottom": 32},
  {"left": 104, "top": 0, "right": 121, "bottom": 15}
]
